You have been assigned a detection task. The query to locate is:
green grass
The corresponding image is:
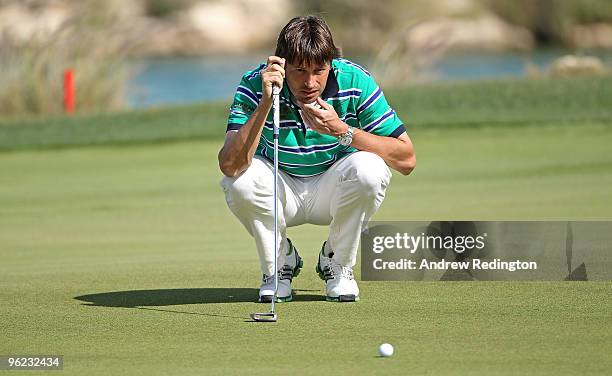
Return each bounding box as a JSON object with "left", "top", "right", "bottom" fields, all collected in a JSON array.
[
  {"left": 1, "top": 76, "right": 612, "bottom": 375},
  {"left": 0, "top": 102, "right": 229, "bottom": 151}
]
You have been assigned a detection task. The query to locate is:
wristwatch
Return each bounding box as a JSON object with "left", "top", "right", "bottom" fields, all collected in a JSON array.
[{"left": 337, "top": 126, "right": 354, "bottom": 146}]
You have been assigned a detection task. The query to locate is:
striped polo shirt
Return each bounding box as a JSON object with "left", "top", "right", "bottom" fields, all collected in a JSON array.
[{"left": 226, "top": 58, "right": 406, "bottom": 177}]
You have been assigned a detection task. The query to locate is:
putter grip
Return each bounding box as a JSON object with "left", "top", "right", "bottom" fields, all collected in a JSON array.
[{"left": 272, "top": 85, "right": 280, "bottom": 137}]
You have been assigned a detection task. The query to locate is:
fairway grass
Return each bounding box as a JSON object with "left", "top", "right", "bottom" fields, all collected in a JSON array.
[{"left": 1, "top": 120, "right": 611, "bottom": 374}]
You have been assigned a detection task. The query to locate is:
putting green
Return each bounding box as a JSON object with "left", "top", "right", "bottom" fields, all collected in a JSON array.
[{"left": 1, "top": 120, "right": 611, "bottom": 374}]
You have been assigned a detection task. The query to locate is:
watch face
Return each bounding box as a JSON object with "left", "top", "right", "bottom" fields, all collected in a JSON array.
[{"left": 337, "top": 127, "right": 352, "bottom": 146}]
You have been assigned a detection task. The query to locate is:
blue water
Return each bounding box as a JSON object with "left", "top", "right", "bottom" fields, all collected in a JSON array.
[
  {"left": 127, "top": 50, "right": 611, "bottom": 108},
  {"left": 127, "top": 55, "right": 261, "bottom": 108},
  {"left": 427, "top": 51, "right": 546, "bottom": 79}
]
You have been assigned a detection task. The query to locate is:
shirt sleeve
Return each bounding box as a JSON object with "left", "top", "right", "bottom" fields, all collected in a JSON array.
[
  {"left": 356, "top": 75, "right": 406, "bottom": 138},
  {"left": 226, "top": 74, "right": 261, "bottom": 132}
]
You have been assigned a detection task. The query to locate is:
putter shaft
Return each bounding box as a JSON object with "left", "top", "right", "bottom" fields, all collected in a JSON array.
[
  {"left": 271, "top": 84, "right": 280, "bottom": 314},
  {"left": 251, "top": 85, "right": 281, "bottom": 322}
]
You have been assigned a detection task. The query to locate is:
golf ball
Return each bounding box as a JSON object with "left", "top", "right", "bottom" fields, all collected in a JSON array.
[{"left": 378, "top": 343, "right": 394, "bottom": 357}]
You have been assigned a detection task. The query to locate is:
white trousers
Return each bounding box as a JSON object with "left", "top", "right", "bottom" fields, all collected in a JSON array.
[{"left": 220, "top": 151, "right": 391, "bottom": 276}]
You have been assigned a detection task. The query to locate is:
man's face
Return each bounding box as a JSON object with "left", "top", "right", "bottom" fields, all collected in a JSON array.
[{"left": 285, "top": 61, "right": 331, "bottom": 105}]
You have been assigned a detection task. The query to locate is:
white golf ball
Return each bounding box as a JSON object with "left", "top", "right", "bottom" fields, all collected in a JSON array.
[{"left": 378, "top": 343, "right": 394, "bottom": 357}]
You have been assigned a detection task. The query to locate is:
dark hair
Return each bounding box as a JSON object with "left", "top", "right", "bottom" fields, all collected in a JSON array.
[{"left": 275, "top": 16, "right": 341, "bottom": 66}]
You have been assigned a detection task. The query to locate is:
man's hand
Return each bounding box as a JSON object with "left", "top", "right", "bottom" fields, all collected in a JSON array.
[
  {"left": 300, "top": 97, "right": 416, "bottom": 175},
  {"left": 299, "top": 97, "right": 349, "bottom": 137},
  {"left": 218, "top": 56, "right": 285, "bottom": 177},
  {"left": 261, "top": 56, "right": 285, "bottom": 104}
]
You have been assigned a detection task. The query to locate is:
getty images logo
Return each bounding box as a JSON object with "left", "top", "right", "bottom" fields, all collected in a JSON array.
[{"left": 371, "top": 232, "right": 488, "bottom": 254}]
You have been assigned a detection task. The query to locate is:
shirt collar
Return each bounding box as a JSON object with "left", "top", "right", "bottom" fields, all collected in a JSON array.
[{"left": 320, "top": 67, "right": 339, "bottom": 100}]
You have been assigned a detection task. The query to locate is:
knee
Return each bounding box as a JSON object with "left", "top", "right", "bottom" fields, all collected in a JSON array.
[
  {"left": 342, "top": 152, "right": 392, "bottom": 194},
  {"left": 221, "top": 158, "right": 273, "bottom": 205}
]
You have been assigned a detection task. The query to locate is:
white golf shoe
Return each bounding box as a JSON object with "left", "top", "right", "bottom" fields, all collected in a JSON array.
[
  {"left": 259, "top": 238, "right": 303, "bottom": 303},
  {"left": 316, "top": 242, "right": 360, "bottom": 302}
]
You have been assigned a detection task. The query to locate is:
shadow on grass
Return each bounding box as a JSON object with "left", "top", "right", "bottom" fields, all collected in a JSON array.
[{"left": 74, "top": 288, "right": 323, "bottom": 307}]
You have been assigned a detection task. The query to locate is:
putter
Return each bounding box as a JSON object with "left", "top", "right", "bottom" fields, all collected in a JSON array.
[{"left": 250, "top": 84, "right": 281, "bottom": 323}]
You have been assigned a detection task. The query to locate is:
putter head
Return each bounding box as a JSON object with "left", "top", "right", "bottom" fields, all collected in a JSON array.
[{"left": 250, "top": 312, "right": 278, "bottom": 322}]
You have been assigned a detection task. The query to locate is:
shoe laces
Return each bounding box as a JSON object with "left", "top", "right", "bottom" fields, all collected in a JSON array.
[
  {"left": 325, "top": 259, "right": 354, "bottom": 280},
  {"left": 263, "top": 265, "right": 293, "bottom": 283}
]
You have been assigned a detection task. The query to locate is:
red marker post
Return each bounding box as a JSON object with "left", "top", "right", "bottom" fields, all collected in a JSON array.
[{"left": 64, "top": 69, "right": 75, "bottom": 114}]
